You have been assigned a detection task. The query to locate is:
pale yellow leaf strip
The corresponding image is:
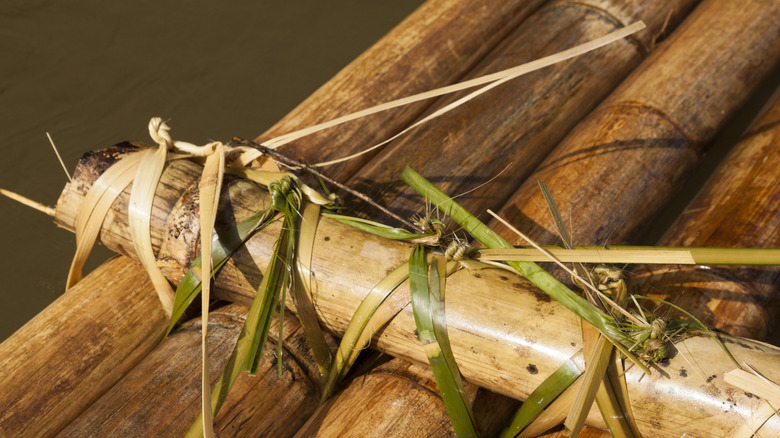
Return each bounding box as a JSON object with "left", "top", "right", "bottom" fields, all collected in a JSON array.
[
  {"left": 260, "top": 21, "right": 645, "bottom": 160},
  {"left": 198, "top": 142, "right": 224, "bottom": 438},
  {"left": 67, "top": 151, "right": 144, "bottom": 288},
  {"left": 127, "top": 144, "right": 175, "bottom": 316}
]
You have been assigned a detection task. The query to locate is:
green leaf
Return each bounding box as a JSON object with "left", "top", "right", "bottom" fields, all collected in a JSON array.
[
  {"left": 501, "top": 358, "right": 582, "bottom": 438},
  {"left": 409, "top": 245, "right": 479, "bottom": 437}
]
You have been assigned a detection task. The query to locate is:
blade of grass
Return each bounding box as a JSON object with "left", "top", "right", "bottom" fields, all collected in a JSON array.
[
  {"left": 477, "top": 246, "right": 780, "bottom": 265},
  {"left": 322, "top": 212, "right": 434, "bottom": 241},
  {"left": 67, "top": 150, "right": 144, "bottom": 288},
  {"left": 400, "top": 167, "right": 641, "bottom": 368},
  {"left": 197, "top": 143, "right": 224, "bottom": 438},
  {"left": 321, "top": 262, "right": 409, "bottom": 401},
  {"left": 501, "top": 358, "right": 582, "bottom": 438},
  {"left": 128, "top": 144, "right": 175, "bottom": 316},
  {"left": 410, "top": 248, "right": 478, "bottom": 437},
  {"left": 293, "top": 201, "right": 333, "bottom": 380}
]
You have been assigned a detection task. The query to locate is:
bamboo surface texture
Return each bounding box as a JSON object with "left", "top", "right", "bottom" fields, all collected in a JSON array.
[
  {"left": 256, "top": 0, "right": 546, "bottom": 182},
  {"left": 632, "top": 90, "right": 780, "bottom": 340},
  {"left": 53, "top": 147, "right": 780, "bottom": 437},
  {"left": 490, "top": 0, "right": 780, "bottom": 252},
  {"left": 60, "top": 304, "right": 321, "bottom": 437},
  {"left": 348, "top": 0, "right": 696, "bottom": 225},
  {"left": 0, "top": 256, "right": 168, "bottom": 438}
]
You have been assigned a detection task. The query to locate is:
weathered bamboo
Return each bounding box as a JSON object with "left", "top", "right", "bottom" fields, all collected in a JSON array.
[
  {"left": 59, "top": 304, "right": 321, "bottom": 437},
  {"left": 488, "top": 0, "right": 780, "bottom": 254},
  {"left": 348, "top": 0, "right": 697, "bottom": 224},
  {"left": 256, "top": 0, "right": 547, "bottom": 182},
  {"left": 631, "top": 88, "right": 780, "bottom": 340},
  {"left": 294, "top": 358, "right": 472, "bottom": 437},
  {"left": 0, "top": 256, "right": 168, "bottom": 438},
  {"left": 54, "top": 147, "right": 780, "bottom": 436}
]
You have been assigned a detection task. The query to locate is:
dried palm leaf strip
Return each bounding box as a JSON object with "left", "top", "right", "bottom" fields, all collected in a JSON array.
[
  {"left": 255, "top": 0, "right": 547, "bottom": 182},
  {"left": 58, "top": 304, "right": 324, "bottom": 437},
  {"left": 0, "top": 256, "right": 168, "bottom": 438},
  {"left": 632, "top": 88, "right": 780, "bottom": 339},
  {"left": 346, "top": 0, "right": 697, "bottom": 226},
  {"left": 54, "top": 149, "right": 780, "bottom": 437}
]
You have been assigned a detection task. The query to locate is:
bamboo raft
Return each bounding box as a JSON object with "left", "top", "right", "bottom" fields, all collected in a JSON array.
[{"left": 2, "top": 0, "right": 780, "bottom": 436}]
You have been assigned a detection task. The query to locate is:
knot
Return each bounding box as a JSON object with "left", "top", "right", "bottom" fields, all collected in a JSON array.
[{"left": 148, "top": 117, "right": 173, "bottom": 149}]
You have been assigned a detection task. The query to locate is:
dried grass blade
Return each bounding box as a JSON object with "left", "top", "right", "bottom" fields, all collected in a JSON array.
[
  {"left": 501, "top": 358, "right": 582, "bottom": 438},
  {"left": 262, "top": 22, "right": 645, "bottom": 155},
  {"left": 478, "top": 246, "right": 780, "bottom": 265},
  {"left": 197, "top": 143, "right": 224, "bottom": 438},
  {"left": 564, "top": 335, "right": 612, "bottom": 437},
  {"left": 127, "top": 144, "right": 175, "bottom": 315},
  {"left": 67, "top": 150, "right": 144, "bottom": 288},
  {"left": 322, "top": 262, "right": 409, "bottom": 401},
  {"left": 293, "top": 201, "right": 333, "bottom": 379},
  {"left": 409, "top": 248, "right": 478, "bottom": 437}
]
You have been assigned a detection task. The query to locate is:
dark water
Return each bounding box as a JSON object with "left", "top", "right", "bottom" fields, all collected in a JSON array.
[{"left": 0, "top": 1, "right": 423, "bottom": 340}]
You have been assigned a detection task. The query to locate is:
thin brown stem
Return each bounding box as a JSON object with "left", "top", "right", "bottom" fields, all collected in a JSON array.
[{"left": 234, "top": 137, "right": 423, "bottom": 233}]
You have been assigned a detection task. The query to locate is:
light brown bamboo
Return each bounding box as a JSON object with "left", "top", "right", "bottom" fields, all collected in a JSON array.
[
  {"left": 0, "top": 256, "right": 168, "bottom": 438},
  {"left": 53, "top": 147, "right": 780, "bottom": 437},
  {"left": 58, "top": 304, "right": 321, "bottom": 437},
  {"left": 256, "top": 0, "right": 547, "bottom": 183},
  {"left": 631, "top": 88, "right": 780, "bottom": 340},
  {"left": 348, "top": 0, "right": 697, "bottom": 226},
  {"left": 488, "top": 0, "right": 780, "bottom": 253},
  {"left": 294, "top": 358, "right": 473, "bottom": 437}
]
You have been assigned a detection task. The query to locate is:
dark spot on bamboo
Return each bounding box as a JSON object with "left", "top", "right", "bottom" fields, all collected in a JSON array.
[
  {"left": 706, "top": 374, "right": 717, "bottom": 383},
  {"left": 679, "top": 368, "right": 687, "bottom": 378},
  {"left": 499, "top": 275, "right": 509, "bottom": 281},
  {"left": 414, "top": 329, "right": 419, "bottom": 339},
  {"left": 528, "top": 289, "right": 551, "bottom": 303},
  {"left": 473, "top": 273, "right": 481, "bottom": 279},
  {"left": 324, "top": 236, "right": 330, "bottom": 241},
  {"left": 744, "top": 392, "right": 757, "bottom": 399},
  {"left": 659, "top": 358, "right": 670, "bottom": 367},
  {"left": 571, "top": 342, "right": 577, "bottom": 347},
  {"left": 526, "top": 364, "right": 538, "bottom": 374}
]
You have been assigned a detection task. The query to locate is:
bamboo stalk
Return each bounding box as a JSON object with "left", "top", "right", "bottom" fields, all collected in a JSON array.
[
  {"left": 0, "top": 256, "right": 168, "bottom": 438},
  {"left": 631, "top": 86, "right": 780, "bottom": 339},
  {"left": 347, "top": 0, "right": 697, "bottom": 225},
  {"left": 488, "top": 0, "right": 780, "bottom": 253},
  {"left": 58, "top": 304, "right": 322, "bottom": 437},
  {"left": 53, "top": 147, "right": 780, "bottom": 437},
  {"left": 256, "top": 0, "right": 547, "bottom": 183},
  {"left": 294, "top": 358, "right": 476, "bottom": 437}
]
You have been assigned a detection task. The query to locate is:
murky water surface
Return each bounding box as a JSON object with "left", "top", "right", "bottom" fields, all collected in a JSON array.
[{"left": 0, "top": 1, "right": 422, "bottom": 340}]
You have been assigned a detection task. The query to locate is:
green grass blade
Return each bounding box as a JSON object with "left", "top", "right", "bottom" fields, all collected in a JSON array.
[
  {"left": 322, "top": 262, "right": 410, "bottom": 401},
  {"left": 165, "top": 208, "right": 277, "bottom": 337},
  {"left": 501, "top": 358, "right": 582, "bottom": 438},
  {"left": 400, "top": 167, "right": 632, "bottom": 353},
  {"left": 322, "top": 212, "right": 434, "bottom": 241},
  {"left": 421, "top": 252, "right": 479, "bottom": 437}
]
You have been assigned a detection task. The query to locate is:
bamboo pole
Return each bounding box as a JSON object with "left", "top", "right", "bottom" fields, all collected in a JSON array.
[
  {"left": 256, "top": 0, "right": 547, "bottom": 182},
  {"left": 631, "top": 88, "right": 780, "bottom": 340},
  {"left": 293, "top": 358, "right": 475, "bottom": 437},
  {"left": 0, "top": 256, "right": 168, "bottom": 438},
  {"left": 347, "top": 0, "right": 698, "bottom": 225},
  {"left": 58, "top": 304, "right": 322, "bottom": 437},
  {"left": 487, "top": 0, "right": 780, "bottom": 252},
  {"left": 54, "top": 147, "right": 780, "bottom": 437}
]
